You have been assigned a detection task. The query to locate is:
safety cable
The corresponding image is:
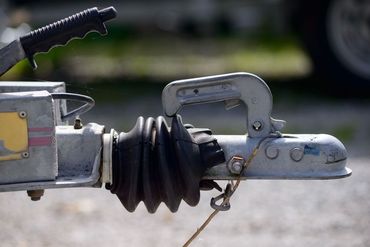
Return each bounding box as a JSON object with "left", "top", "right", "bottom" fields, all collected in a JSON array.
[{"left": 183, "top": 134, "right": 280, "bottom": 247}]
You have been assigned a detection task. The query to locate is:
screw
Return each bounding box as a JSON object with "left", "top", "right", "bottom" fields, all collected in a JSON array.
[
  {"left": 74, "top": 118, "right": 83, "bottom": 129},
  {"left": 27, "top": 190, "right": 44, "bottom": 201},
  {"left": 290, "top": 147, "right": 304, "bottom": 162},
  {"left": 265, "top": 145, "right": 279, "bottom": 159},
  {"left": 228, "top": 156, "right": 245, "bottom": 174},
  {"left": 18, "top": 111, "right": 27, "bottom": 118},
  {"left": 22, "top": 152, "right": 29, "bottom": 158},
  {"left": 252, "top": 121, "right": 263, "bottom": 131}
]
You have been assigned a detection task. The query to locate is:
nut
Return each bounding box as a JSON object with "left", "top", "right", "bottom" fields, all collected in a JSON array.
[
  {"left": 27, "top": 190, "right": 44, "bottom": 201},
  {"left": 252, "top": 121, "right": 263, "bottom": 131},
  {"left": 228, "top": 156, "right": 245, "bottom": 175}
]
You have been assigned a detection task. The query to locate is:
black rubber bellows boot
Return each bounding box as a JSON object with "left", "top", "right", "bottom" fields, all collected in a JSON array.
[{"left": 106, "top": 115, "right": 225, "bottom": 213}]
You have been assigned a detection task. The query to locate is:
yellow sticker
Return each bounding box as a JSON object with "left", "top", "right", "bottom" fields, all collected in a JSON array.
[{"left": 0, "top": 112, "right": 28, "bottom": 161}]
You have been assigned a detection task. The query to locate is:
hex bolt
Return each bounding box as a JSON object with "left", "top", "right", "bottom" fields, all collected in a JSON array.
[
  {"left": 290, "top": 147, "right": 304, "bottom": 162},
  {"left": 228, "top": 156, "right": 245, "bottom": 175},
  {"left": 265, "top": 145, "right": 279, "bottom": 159},
  {"left": 18, "top": 111, "right": 27, "bottom": 118},
  {"left": 252, "top": 121, "right": 263, "bottom": 131},
  {"left": 27, "top": 190, "right": 44, "bottom": 201},
  {"left": 74, "top": 118, "right": 83, "bottom": 129}
]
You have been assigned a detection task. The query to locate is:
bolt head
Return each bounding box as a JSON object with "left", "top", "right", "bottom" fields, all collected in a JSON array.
[
  {"left": 252, "top": 121, "right": 263, "bottom": 131},
  {"left": 27, "top": 190, "right": 44, "bottom": 201},
  {"left": 265, "top": 145, "right": 279, "bottom": 159},
  {"left": 290, "top": 147, "right": 304, "bottom": 162}
]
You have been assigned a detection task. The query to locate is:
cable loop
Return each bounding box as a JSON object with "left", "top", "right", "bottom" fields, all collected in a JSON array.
[
  {"left": 210, "top": 183, "right": 233, "bottom": 211},
  {"left": 51, "top": 93, "right": 95, "bottom": 121},
  {"left": 183, "top": 133, "right": 281, "bottom": 247}
]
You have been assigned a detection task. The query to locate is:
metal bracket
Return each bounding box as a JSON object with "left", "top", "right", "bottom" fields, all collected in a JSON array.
[{"left": 162, "top": 72, "right": 285, "bottom": 137}]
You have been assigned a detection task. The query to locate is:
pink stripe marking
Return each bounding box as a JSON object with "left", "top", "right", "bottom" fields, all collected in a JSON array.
[
  {"left": 29, "top": 136, "right": 53, "bottom": 146},
  {"left": 28, "top": 127, "right": 53, "bottom": 133}
]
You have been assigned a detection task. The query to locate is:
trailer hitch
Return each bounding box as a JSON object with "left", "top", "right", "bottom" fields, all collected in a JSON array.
[
  {"left": 0, "top": 6, "right": 351, "bottom": 214},
  {"left": 162, "top": 72, "right": 350, "bottom": 180}
]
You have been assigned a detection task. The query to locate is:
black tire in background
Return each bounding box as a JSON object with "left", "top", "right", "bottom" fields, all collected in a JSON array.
[{"left": 297, "top": 0, "right": 370, "bottom": 88}]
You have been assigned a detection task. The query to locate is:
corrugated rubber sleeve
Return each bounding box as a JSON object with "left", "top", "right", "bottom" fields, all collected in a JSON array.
[{"left": 106, "top": 115, "right": 225, "bottom": 213}]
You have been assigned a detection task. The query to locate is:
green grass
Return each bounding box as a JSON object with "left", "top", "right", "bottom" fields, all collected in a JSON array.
[
  {"left": 330, "top": 125, "right": 356, "bottom": 143},
  {"left": 2, "top": 32, "right": 311, "bottom": 82}
]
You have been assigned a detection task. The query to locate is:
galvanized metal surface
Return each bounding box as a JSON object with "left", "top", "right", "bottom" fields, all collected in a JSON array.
[
  {"left": 162, "top": 72, "right": 350, "bottom": 180},
  {"left": 0, "top": 123, "right": 104, "bottom": 192},
  {"left": 204, "top": 134, "right": 350, "bottom": 180},
  {"left": 0, "top": 90, "right": 57, "bottom": 184},
  {"left": 0, "top": 81, "right": 67, "bottom": 125},
  {"left": 0, "top": 81, "right": 68, "bottom": 125},
  {"left": 162, "top": 72, "right": 285, "bottom": 138},
  {"left": 0, "top": 82, "right": 102, "bottom": 192},
  {"left": 55, "top": 123, "right": 104, "bottom": 186},
  {"left": 0, "top": 72, "right": 352, "bottom": 195}
]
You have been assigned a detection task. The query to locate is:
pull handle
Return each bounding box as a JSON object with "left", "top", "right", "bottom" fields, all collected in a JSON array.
[
  {"left": 162, "top": 72, "right": 285, "bottom": 137},
  {"left": 20, "top": 6, "right": 117, "bottom": 69}
]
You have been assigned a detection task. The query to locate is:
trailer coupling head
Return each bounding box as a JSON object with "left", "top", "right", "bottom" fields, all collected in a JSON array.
[{"left": 0, "top": 73, "right": 351, "bottom": 212}]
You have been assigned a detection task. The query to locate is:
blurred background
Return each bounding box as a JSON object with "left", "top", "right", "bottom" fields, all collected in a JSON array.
[{"left": 0, "top": 0, "right": 369, "bottom": 246}]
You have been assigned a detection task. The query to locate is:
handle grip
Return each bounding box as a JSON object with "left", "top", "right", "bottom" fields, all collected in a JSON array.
[
  {"left": 162, "top": 72, "right": 285, "bottom": 137},
  {"left": 20, "top": 6, "right": 116, "bottom": 68}
]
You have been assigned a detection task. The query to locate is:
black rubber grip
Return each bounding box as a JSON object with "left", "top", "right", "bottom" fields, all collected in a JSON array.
[{"left": 20, "top": 6, "right": 116, "bottom": 68}]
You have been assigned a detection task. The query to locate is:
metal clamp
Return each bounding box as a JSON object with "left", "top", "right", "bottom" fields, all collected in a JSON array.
[{"left": 162, "top": 72, "right": 285, "bottom": 138}]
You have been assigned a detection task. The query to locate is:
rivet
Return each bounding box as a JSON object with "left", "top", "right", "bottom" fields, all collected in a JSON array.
[
  {"left": 290, "top": 147, "right": 304, "bottom": 162},
  {"left": 265, "top": 145, "right": 279, "bottom": 159},
  {"left": 22, "top": 152, "right": 29, "bottom": 158},
  {"left": 19, "top": 111, "right": 27, "bottom": 118}
]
